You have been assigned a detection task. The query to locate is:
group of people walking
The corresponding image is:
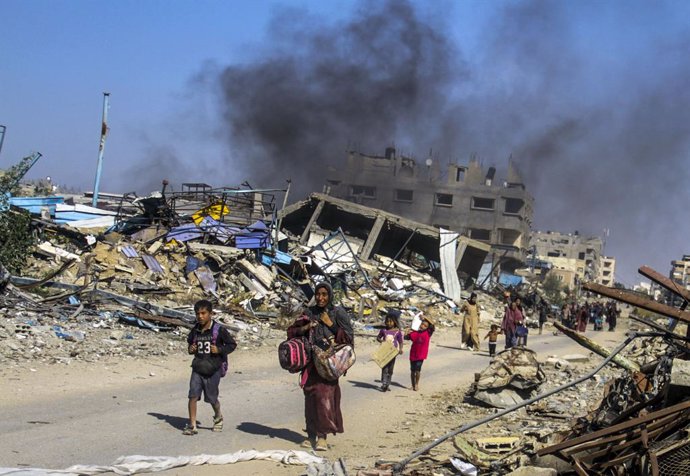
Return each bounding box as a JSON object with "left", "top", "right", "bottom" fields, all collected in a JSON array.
[
  {"left": 459, "top": 292, "right": 532, "bottom": 352},
  {"left": 374, "top": 309, "right": 435, "bottom": 393},
  {"left": 185, "top": 285, "right": 618, "bottom": 452},
  {"left": 182, "top": 282, "right": 435, "bottom": 452},
  {"left": 561, "top": 301, "right": 619, "bottom": 332}
]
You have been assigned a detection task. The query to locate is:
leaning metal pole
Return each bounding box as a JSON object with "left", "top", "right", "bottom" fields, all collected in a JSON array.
[
  {"left": 391, "top": 332, "right": 652, "bottom": 474},
  {"left": 92, "top": 92, "right": 110, "bottom": 207}
]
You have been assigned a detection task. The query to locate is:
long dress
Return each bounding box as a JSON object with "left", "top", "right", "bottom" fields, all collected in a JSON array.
[
  {"left": 577, "top": 308, "right": 588, "bottom": 332},
  {"left": 502, "top": 307, "right": 523, "bottom": 349},
  {"left": 287, "top": 304, "right": 353, "bottom": 437}
]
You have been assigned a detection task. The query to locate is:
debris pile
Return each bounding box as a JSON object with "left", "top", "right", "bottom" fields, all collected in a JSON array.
[
  {"left": 1, "top": 183, "right": 498, "bottom": 366},
  {"left": 374, "top": 262, "right": 690, "bottom": 475}
]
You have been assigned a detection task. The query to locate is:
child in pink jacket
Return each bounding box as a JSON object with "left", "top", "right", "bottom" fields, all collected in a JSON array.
[{"left": 405, "top": 316, "right": 435, "bottom": 391}]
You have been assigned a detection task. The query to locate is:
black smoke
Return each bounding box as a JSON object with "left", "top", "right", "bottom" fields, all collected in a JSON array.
[
  {"left": 209, "top": 0, "right": 690, "bottom": 284},
  {"left": 218, "top": 0, "right": 464, "bottom": 197}
]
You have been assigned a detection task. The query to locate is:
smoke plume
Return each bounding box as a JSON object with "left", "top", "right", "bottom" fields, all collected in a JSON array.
[
  {"left": 218, "top": 0, "right": 463, "bottom": 197},
  {"left": 211, "top": 0, "right": 690, "bottom": 283}
]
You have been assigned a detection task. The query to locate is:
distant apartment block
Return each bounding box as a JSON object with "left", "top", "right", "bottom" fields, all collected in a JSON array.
[
  {"left": 598, "top": 256, "right": 616, "bottom": 286},
  {"left": 670, "top": 255, "right": 690, "bottom": 291},
  {"left": 530, "top": 230, "right": 604, "bottom": 281},
  {"left": 325, "top": 148, "right": 534, "bottom": 268}
]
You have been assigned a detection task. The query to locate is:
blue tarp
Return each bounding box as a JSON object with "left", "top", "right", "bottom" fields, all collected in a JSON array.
[
  {"left": 498, "top": 273, "right": 523, "bottom": 286},
  {"left": 259, "top": 249, "right": 294, "bottom": 266}
]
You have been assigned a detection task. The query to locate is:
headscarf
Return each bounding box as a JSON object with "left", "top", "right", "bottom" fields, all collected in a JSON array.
[{"left": 308, "top": 281, "right": 354, "bottom": 343}]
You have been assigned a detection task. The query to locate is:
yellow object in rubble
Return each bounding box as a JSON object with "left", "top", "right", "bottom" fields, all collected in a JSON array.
[{"left": 192, "top": 204, "right": 230, "bottom": 225}]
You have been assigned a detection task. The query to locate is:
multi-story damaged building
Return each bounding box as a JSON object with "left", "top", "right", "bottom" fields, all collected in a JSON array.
[
  {"left": 598, "top": 256, "right": 616, "bottom": 287},
  {"left": 666, "top": 254, "right": 690, "bottom": 306},
  {"left": 670, "top": 255, "right": 690, "bottom": 292},
  {"left": 530, "top": 230, "right": 605, "bottom": 282},
  {"left": 325, "top": 148, "right": 534, "bottom": 269}
]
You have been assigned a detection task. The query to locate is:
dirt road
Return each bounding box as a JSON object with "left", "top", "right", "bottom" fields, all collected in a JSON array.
[{"left": 0, "top": 324, "right": 628, "bottom": 475}]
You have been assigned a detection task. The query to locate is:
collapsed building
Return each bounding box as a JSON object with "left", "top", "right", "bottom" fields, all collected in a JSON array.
[
  {"left": 324, "top": 148, "right": 534, "bottom": 273},
  {"left": 278, "top": 192, "right": 490, "bottom": 285},
  {"left": 530, "top": 230, "right": 614, "bottom": 285}
]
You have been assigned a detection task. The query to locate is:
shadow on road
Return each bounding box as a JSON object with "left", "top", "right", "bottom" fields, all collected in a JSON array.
[
  {"left": 236, "top": 422, "right": 304, "bottom": 443},
  {"left": 148, "top": 412, "right": 189, "bottom": 430},
  {"left": 347, "top": 380, "right": 382, "bottom": 390},
  {"left": 436, "top": 344, "right": 464, "bottom": 350}
]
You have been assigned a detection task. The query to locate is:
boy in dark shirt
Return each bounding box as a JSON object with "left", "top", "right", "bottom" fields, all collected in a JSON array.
[{"left": 184, "top": 299, "right": 237, "bottom": 435}]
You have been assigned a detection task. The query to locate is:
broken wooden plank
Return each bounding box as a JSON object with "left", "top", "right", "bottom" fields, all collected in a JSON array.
[
  {"left": 553, "top": 321, "right": 640, "bottom": 372},
  {"left": 583, "top": 282, "right": 690, "bottom": 324}
]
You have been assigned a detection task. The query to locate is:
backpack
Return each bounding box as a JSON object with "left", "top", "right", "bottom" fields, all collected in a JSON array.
[
  {"left": 193, "top": 322, "right": 228, "bottom": 378},
  {"left": 278, "top": 336, "right": 312, "bottom": 373}
]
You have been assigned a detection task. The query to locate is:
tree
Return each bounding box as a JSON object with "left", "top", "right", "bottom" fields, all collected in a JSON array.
[
  {"left": 542, "top": 273, "right": 564, "bottom": 305},
  {"left": 0, "top": 209, "right": 35, "bottom": 273}
]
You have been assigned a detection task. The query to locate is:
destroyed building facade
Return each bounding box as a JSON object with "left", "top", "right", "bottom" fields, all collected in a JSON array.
[
  {"left": 530, "top": 230, "right": 609, "bottom": 282},
  {"left": 667, "top": 254, "right": 690, "bottom": 305},
  {"left": 325, "top": 148, "right": 533, "bottom": 270},
  {"left": 598, "top": 255, "right": 616, "bottom": 286},
  {"left": 278, "top": 192, "right": 490, "bottom": 280},
  {"left": 670, "top": 254, "right": 690, "bottom": 292}
]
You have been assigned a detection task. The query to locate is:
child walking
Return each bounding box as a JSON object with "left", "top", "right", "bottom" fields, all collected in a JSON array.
[
  {"left": 484, "top": 324, "right": 501, "bottom": 357},
  {"left": 376, "top": 309, "right": 404, "bottom": 392},
  {"left": 405, "top": 315, "right": 435, "bottom": 391},
  {"left": 184, "top": 299, "right": 237, "bottom": 435}
]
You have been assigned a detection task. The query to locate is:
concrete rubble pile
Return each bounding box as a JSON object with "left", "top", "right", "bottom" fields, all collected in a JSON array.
[
  {"left": 372, "top": 263, "right": 690, "bottom": 476},
  {"left": 0, "top": 184, "right": 495, "bottom": 367}
]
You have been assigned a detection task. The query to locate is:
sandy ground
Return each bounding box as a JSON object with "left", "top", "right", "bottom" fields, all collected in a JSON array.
[{"left": 0, "top": 321, "right": 631, "bottom": 475}]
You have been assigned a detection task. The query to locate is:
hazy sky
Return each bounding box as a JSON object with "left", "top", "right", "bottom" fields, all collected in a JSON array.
[{"left": 2, "top": 0, "right": 690, "bottom": 286}]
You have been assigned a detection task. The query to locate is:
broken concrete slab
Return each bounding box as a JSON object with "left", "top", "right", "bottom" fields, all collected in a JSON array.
[
  {"left": 505, "top": 466, "right": 556, "bottom": 476},
  {"left": 560, "top": 353, "right": 589, "bottom": 363},
  {"left": 237, "top": 258, "right": 275, "bottom": 290},
  {"left": 279, "top": 192, "right": 489, "bottom": 278},
  {"left": 470, "top": 347, "right": 546, "bottom": 408}
]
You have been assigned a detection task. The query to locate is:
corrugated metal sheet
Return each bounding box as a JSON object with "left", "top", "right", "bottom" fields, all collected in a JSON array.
[
  {"left": 235, "top": 232, "right": 270, "bottom": 249},
  {"left": 166, "top": 223, "right": 203, "bottom": 243},
  {"left": 142, "top": 254, "right": 164, "bottom": 273},
  {"left": 8, "top": 196, "right": 64, "bottom": 215},
  {"left": 121, "top": 245, "right": 139, "bottom": 258},
  {"left": 198, "top": 216, "right": 239, "bottom": 244}
]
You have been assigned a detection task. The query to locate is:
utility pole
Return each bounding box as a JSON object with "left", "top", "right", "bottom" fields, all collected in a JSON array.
[
  {"left": 92, "top": 92, "right": 110, "bottom": 207},
  {"left": 0, "top": 125, "right": 6, "bottom": 159}
]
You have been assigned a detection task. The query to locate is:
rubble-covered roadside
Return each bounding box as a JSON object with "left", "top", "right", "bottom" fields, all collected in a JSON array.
[
  {"left": 355, "top": 269, "right": 690, "bottom": 476},
  {"left": 356, "top": 318, "right": 685, "bottom": 476},
  {"left": 0, "top": 280, "right": 278, "bottom": 366},
  {"left": 0, "top": 185, "right": 507, "bottom": 370}
]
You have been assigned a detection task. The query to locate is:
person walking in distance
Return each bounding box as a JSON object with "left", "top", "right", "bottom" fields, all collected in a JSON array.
[
  {"left": 459, "top": 292, "right": 480, "bottom": 351},
  {"left": 484, "top": 324, "right": 501, "bottom": 357}
]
